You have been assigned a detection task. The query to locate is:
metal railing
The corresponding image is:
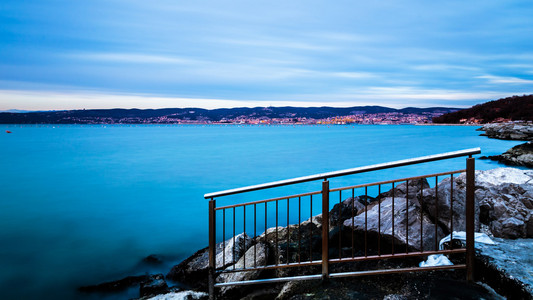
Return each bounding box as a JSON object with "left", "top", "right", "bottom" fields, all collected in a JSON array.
[{"left": 205, "top": 148, "right": 480, "bottom": 298}]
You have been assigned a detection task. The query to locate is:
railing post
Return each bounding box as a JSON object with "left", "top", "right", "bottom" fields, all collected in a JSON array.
[
  {"left": 208, "top": 198, "right": 216, "bottom": 299},
  {"left": 321, "top": 179, "right": 329, "bottom": 279},
  {"left": 465, "top": 157, "right": 475, "bottom": 282}
]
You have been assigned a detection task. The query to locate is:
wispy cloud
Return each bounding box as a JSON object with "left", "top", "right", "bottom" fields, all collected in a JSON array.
[
  {"left": 70, "top": 53, "right": 200, "bottom": 65},
  {"left": 477, "top": 75, "right": 533, "bottom": 84}
]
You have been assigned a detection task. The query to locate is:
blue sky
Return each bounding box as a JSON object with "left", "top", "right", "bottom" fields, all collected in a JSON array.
[{"left": 1, "top": 0, "right": 532, "bottom": 110}]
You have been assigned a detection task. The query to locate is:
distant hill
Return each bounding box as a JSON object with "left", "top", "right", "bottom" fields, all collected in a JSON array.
[
  {"left": 0, "top": 105, "right": 459, "bottom": 124},
  {"left": 433, "top": 95, "right": 533, "bottom": 124}
]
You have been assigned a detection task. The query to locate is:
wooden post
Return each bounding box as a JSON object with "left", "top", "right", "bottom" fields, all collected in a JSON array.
[
  {"left": 208, "top": 199, "right": 216, "bottom": 299},
  {"left": 321, "top": 179, "right": 330, "bottom": 279},
  {"left": 465, "top": 157, "right": 475, "bottom": 282}
]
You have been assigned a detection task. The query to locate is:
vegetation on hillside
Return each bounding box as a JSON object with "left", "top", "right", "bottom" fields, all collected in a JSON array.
[{"left": 433, "top": 95, "right": 533, "bottom": 124}]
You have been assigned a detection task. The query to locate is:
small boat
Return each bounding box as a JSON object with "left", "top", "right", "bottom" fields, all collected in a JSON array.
[{"left": 6, "top": 130, "right": 12, "bottom": 133}]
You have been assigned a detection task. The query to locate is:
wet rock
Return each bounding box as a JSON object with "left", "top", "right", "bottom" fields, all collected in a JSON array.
[
  {"left": 166, "top": 233, "right": 252, "bottom": 289},
  {"left": 216, "top": 242, "right": 269, "bottom": 297},
  {"left": 78, "top": 275, "right": 148, "bottom": 293},
  {"left": 486, "top": 141, "right": 533, "bottom": 168},
  {"left": 143, "top": 254, "right": 164, "bottom": 265},
  {"left": 476, "top": 238, "right": 533, "bottom": 299},
  {"left": 140, "top": 274, "right": 169, "bottom": 297},
  {"left": 343, "top": 197, "right": 444, "bottom": 251},
  {"left": 478, "top": 122, "right": 533, "bottom": 141}
]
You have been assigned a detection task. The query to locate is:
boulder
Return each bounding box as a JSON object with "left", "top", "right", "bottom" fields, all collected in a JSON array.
[
  {"left": 478, "top": 122, "right": 533, "bottom": 141},
  {"left": 420, "top": 173, "right": 480, "bottom": 233},
  {"left": 343, "top": 197, "right": 444, "bottom": 252},
  {"left": 485, "top": 142, "right": 533, "bottom": 168},
  {"left": 379, "top": 178, "right": 430, "bottom": 200},
  {"left": 140, "top": 274, "right": 169, "bottom": 297},
  {"left": 329, "top": 196, "right": 366, "bottom": 227},
  {"left": 216, "top": 242, "right": 269, "bottom": 297},
  {"left": 166, "top": 233, "right": 252, "bottom": 288},
  {"left": 423, "top": 168, "right": 533, "bottom": 239}
]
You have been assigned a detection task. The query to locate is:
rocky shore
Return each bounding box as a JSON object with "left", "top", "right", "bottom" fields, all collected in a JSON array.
[
  {"left": 477, "top": 122, "right": 533, "bottom": 141},
  {"left": 478, "top": 122, "right": 533, "bottom": 168},
  {"left": 79, "top": 168, "right": 533, "bottom": 299}
]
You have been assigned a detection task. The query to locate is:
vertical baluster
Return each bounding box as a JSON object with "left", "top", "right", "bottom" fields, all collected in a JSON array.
[
  {"left": 406, "top": 180, "right": 409, "bottom": 254},
  {"left": 298, "top": 196, "right": 301, "bottom": 264},
  {"left": 351, "top": 188, "right": 355, "bottom": 258},
  {"left": 276, "top": 200, "right": 278, "bottom": 265},
  {"left": 233, "top": 207, "right": 236, "bottom": 269},
  {"left": 264, "top": 202, "right": 268, "bottom": 266},
  {"left": 420, "top": 179, "right": 423, "bottom": 252},
  {"left": 435, "top": 176, "right": 439, "bottom": 251},
  {"left": 254, "top": 203, "right": 257, "bottom": 268},
  {"left": 243, "top": 206, "right": 246, "bottom": 269},
  {"left": 310, "top": 195, "right": 313, "bottom": 262},
  {"left": 287, "top": 198, "right": 290, "bottom": 265},
  {"left": 223, "top": 208, "right": 226, "bottom": 267},
  {"left": 392, "top": 182, "right": 395, "bottom": 255},
  {"left": 365, "top": 186, "right": 368, "bottom": 257},
  {"left": 338, "top": 190, "right": 342, "bottom": 259},
  {"left": 450, "top": 174, "right": 454, "bottom": 246},
  {"left": 378, "top": 184, "right": 381, "bottom": 256}
]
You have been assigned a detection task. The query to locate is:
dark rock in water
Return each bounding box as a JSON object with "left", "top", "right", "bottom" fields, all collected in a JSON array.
[
  {"left": 486, "top": 142, "right": 533, "bottom": 168},
  {"left": 166, "top": 233, "right": 251, "bottom": 289},
  {"left": 139, "top": 274, "right": 169, "bottom": 297},
  {"left": 143, "top": 254, "right": 164, "bottom": 265},
  {"left": 78, "top": 275, "right": 148, "bottom": 293}
]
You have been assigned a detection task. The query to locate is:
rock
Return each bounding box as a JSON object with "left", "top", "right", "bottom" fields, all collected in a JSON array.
[
  {"left": 343, "top": 197, "right": 444, "bottom": 251},
  {"left": 78, "top": 275, "right": 149, "bottom": 293},
  {"left": 423, "top": 168, "right": 533, "bottom": 239},
  {"left": 420, "top": 173, "right": 480, "bottom": 234},
  {"left": 216, "top": 242, "right": 269, "bottom": 297},
  {"left": 486, "top": 142, "right": 533, "bottom": 168},
  {"left": 329, "top": 196, "right": 366, "bottom": 227},
  {"left": 166, "top": 233, "right": 252, "bottom": 288},
  {"left": 144, "top": 290, "right": 209, "bottom": 300},
  {"left": 379, "top": 178, "right": 430, "bottom": 199},
  {"left": 478, "top": 122, "right": 533, "bottom": 141},
  {"left": 143, "top": 254, "right": 164, "bottom": 265},
  {"left": 140, "top": 274, "right": 169, "bottom": 297}
]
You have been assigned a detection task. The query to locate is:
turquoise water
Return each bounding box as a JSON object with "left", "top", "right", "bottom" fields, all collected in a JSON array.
[{"left": 0, "top": 125, "right": 522, "bottom": 299}]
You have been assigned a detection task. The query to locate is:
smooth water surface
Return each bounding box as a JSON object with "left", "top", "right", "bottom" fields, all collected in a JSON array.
[{"left": 0, "top": 125, "right": 522, "bottom": 299}]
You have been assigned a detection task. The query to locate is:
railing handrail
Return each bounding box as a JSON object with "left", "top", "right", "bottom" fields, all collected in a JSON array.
[{"left": 204, "top": 147, "right": 480, "bottom": 199}]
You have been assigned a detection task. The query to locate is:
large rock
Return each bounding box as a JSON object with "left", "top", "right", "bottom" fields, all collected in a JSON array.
[
  {"left": 166, "top": 233, "right": 252, "bottom": 288},
  {"left": 486, "top": 141, "right": 533, "bottom": 168},
  {"left": 379, "top": 178, "right": 430, "bottom": 199},
  {"left": 424, "top": 168, "right": 533, "bottom": 239},
  {"left": 140, "top": 274, "right": 169, "bottom": 297},
  {"left": 216, "top": 242, "right": 269, "bottom": 297},
  {"left": 478, "top": 122, "right": 533, "bottom": 140},
  {"left": 421, "top": 173, "right": 481, "bottom": 234},
  {"left": 343, "top": 197, "right": 444, "bottom": 252},
  {"left": 329, "top": 196, "right": 366, "bottom": 227}
]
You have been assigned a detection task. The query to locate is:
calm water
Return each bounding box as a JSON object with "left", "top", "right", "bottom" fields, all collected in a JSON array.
[{"left": 0, "top": 125, "right": 522, "bottom": 299}]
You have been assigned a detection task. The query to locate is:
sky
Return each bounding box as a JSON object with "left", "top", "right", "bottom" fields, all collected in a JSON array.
[{"left": 0, "top": 0, "right": 532, "bottom": 110}]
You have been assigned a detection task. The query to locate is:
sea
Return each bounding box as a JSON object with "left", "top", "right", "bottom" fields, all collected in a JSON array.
[{"left": 0, "top": 124, "right": 524, "bottom": 299}]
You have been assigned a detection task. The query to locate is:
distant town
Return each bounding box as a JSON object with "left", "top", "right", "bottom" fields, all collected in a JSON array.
[{"left": 0, "top": 106, "right": 458, "bottom": 125}]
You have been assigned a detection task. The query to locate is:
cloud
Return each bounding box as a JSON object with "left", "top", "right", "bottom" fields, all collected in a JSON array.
[
  {"left": 69, "top": 53, "right": 200, "bottom": 65},
  {"left": 476, "top": 75, "right": 533, "bottom": 84}
]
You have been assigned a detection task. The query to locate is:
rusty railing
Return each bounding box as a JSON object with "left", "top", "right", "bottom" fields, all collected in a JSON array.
[{"left": 205, "top": 148, "right": 480, "bottom": 298}]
